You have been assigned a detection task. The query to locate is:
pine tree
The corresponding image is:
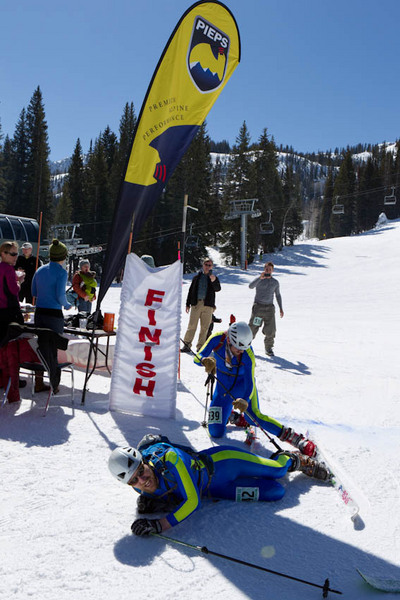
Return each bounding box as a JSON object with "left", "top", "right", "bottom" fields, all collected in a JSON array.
[
  {"left": 102, "top": 126, "right": 118, "bottom": 175},
  {"left": 6, "top": 109, "right": 29, "bottom": 215},
  {"left": 25, "top": 86, "right": 53, "bottom": 234},
  {"left": 281, "top": 165, "right": 303, "bottom": 247},
  {"left": 330, "top": 151, "right": 356, "bottom": 237},
  {"left": 54, "top": 191, "right": 72, "bottom": 224},
  {"left": 318, "top": 165, "right": 334, "bottom": 239},
  {"left": 65, "top": 138, "right": 86, "bottom": 223},
  {"left": 357, "top": 156, "right": 382, "bottom": 230},
  {"left": 254, "top": 128, "right": 284, "bottom": 253},
  {"left": 109, "top": 102, "right": 137, "bottom": 201},
  {"left": 221, "top": 121, "right": 256, "bottom": 265},
  {"left": 392, "top": 141, "right": 400, "bottom": 219},
  {"left": 179, "top": 122, "right": 213, "bottom": 270},
  {"left": 84, "top": 136, "right": 112, "bottom": 246}
]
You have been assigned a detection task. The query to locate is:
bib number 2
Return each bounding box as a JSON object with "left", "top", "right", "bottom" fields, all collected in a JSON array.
[
  {"left": 236, "top": 487, "right": 260, "bottom": 502},
  {"left": 208, "top": 406, "right": 223, "bottom": 424}
]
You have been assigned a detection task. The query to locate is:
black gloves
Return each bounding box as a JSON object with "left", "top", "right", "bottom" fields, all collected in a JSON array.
[
  {"left": 131, "top": 518, "right": 162, "bottom": 537},
  {"left": 137, "top": 494, "right": 178, "bottom": 514}
]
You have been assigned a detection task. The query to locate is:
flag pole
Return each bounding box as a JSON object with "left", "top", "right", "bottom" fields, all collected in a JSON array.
[{"left": 32, "top": 211, "right": 43, "bottom": 306}]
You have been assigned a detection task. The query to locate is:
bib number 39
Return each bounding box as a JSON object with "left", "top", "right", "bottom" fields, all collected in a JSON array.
[
  {"left": 208, "top": 406, "right": 223, "bottom": 424},
  {"left": 236, "top": 487, "right": 260, "bottom": 502}
]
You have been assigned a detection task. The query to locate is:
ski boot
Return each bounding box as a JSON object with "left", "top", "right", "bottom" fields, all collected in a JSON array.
[
  {"left": 245, "top": 426, "right": 257, "bottom": 446},
  {"left": 276, "top": 451, "right": 332, "bottom": 481},
  {"left": 279, "top": 426, "right": 317, "bottom": 458},
  {"left": 229, "top": 411, "right": 249, "bottom": 428}
]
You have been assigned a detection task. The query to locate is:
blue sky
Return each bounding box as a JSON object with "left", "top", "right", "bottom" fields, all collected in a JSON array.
[{"left": 1, "top": 0, "right": 399, "bottom": 161}]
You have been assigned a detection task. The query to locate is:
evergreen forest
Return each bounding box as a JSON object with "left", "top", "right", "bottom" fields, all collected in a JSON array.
[{"left": 1, "top": 86, "right": 399, "bottom": 273}]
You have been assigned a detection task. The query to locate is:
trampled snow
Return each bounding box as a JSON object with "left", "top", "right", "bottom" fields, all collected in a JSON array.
[{"left": 1, "top": 219, "right": 399, "bottom": 599}]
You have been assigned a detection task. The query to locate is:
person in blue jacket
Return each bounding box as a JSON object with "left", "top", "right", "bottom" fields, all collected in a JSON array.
[
  {"left": 108, "top": 435, "right": 331, "bottom": 536},
  {"left": 194, "top": 321, "right": 317, "bottom": 457},
  {"left": 31, "top": 239, "right": 72, "bottom": 392}
]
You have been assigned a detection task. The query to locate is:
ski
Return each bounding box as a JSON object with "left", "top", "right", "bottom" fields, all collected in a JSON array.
[
  {"left": 357, "top": 569, "right": 400, "bottom": 592},
  {"left": 306, "top": 432, "right": 361, "bottom": 522},
  {"left": 315, "top": 444, "right": 360, "bottom": 521}
]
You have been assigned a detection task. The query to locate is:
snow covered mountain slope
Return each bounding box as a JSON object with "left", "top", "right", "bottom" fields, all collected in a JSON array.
[{"left": 1, "top": 219, "right": 399, "bottom": 599}]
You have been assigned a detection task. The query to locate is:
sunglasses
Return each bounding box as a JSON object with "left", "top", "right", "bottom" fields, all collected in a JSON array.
[
  {"left": 128, "top": 462, "right": 145, "bottom": 486},
  {"left": 6, "top": 252, "right": 18, "bottom": 257},
  {"left": 204, "top": 263, "right": 212, "bottom": 266}
]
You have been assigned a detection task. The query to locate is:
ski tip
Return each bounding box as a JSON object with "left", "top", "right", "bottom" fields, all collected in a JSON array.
[
  {"left": 351, "top": 513, "right": 365, "bottom": 531},
  {"left": 357, "top": 568, "right": 400, "bottom": 592}
]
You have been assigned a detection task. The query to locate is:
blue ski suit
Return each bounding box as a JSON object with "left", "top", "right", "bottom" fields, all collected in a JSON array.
[
  {"left": 194, "top": 331, "right": 283, "bottom": 438},
  {"left": 135, "top": 442, "right": 293, "bottom": 528}
]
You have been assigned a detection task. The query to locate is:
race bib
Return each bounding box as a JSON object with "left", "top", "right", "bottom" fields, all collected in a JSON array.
[
  {"left": 235, "top": 487, "right": 260, "bottom": 502},
  {"left": 208, "top": 406, "right": 223, "bottom": 424},
  {"left": 253, "top": 316, "right": 262, "bottom": 326}
]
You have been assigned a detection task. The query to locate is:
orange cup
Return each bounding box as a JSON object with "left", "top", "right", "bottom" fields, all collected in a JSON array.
[{"left": 103, "top": 312, "right": 115, "bottom": 332}]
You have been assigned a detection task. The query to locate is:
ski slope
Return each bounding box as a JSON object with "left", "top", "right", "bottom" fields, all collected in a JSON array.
[{"left": 1, "top": 219, "right": 399, "bottom": 599}]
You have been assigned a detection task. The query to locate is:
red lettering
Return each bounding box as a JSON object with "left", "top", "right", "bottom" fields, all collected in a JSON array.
[
  {"left": 133, "top": 378, "right": 155, "bottom": 397},
  {"left": 139, "top": 327, "right": 162, "bottom": 345},
  {"left": 145, "top": 289, "right": 165, "bottom": 307},
  {"left": 148, "top": 309, "right": 156, "bottom": 326},
  {"left": 144, "top": 346, "right": 153, "bottom": 361},
  {"left": 136, "top": 363, "right": 156, "bottom": 378}
]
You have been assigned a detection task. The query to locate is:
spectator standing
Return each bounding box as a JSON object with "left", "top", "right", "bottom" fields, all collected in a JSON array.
[
  {"left": 72, "top": 259, "right": 97, "bottom": 314},
  {"left": 0, "top": 241, "right": 27, "bottom": 401},
  {"left": 15, "top": 242, "right": 42, "bottom": 304},
  {"left": 0, "top": 242, "right": 25, "bottom": 341},
  {"left": 248, "top": 261, "right": 284, "bottom": 356},
  {"left": 31, "top": 239, "right": 71, "bottom": 392},
  {"left": 181, "top": 258, "right": 221, "bottom": 353}
]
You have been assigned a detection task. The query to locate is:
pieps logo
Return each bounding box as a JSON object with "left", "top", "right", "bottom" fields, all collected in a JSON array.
[{"left": 188, "top": 16, "right": 230, "bottom": 92}]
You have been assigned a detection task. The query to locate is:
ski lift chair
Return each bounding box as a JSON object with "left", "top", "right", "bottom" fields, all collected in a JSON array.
[
  {"left": 260, "top": 221, "right": 275, "bottom": 234},
  {"left": 185, "top": 235, "right": 199, "bottom": 249},
  {"left": 384, "top": 186, "right": 397, "bottom": 206},
  {"left": 332, "top": 203, "right": 345, "bottom": 215}
]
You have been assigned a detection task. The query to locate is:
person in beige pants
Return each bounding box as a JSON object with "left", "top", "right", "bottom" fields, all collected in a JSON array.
[{"left": 181, "top": 258, "right": 221, "bottom": 353}]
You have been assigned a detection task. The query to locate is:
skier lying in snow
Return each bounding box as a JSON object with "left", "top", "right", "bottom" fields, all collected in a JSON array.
[
  {"left": 108, "top": 435, "right": 332, "bottom": 537},
  {"left": 194, "top": 321, "right": 317, "bottom": 457}
]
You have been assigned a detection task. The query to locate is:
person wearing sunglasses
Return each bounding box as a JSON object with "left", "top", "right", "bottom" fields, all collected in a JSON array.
[
  {"left": 108, "top": 435, "right": 331, "bottom": 537},
  {"left": 0, "top": 241, "right": 27, "bottom": 402},
  {"left": 0, "top": 241, "right": 25, "bottom": 342},
  {"left": 181, "top": 257, "right": 221, "bottom": 353}
]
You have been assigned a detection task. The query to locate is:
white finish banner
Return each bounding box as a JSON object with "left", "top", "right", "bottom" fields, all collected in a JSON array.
[{"left": 109, "top": 254, "right": 182, "bottom": 418}]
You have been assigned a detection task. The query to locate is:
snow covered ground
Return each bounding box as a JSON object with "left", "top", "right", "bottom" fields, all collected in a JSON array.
[{"left": 1, "top": 219, "right": 400, "bottom": 599}]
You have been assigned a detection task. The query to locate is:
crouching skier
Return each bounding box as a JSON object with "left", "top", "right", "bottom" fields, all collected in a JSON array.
[
  {"left": 195, "top": 321, "right": 317, "bottom": 457},
  {"left": 108, "top": 434, "right": 332, "bottom": 537}
]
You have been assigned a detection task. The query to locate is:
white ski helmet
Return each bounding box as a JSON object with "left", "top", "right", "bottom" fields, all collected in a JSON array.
[
  {"left": 108, "top": 446, "right": 142, "bottom": 484},
  {"left": 228, "top": 321, "right": 253, "bottom": 351}
]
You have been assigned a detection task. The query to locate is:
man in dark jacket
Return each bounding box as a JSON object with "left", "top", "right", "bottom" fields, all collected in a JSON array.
[
  {"left": 181, "top": 258, "right": 221, "bottom": 353},
  {"left": 15, "top": 243, "right": 41, "bottom": 304}
]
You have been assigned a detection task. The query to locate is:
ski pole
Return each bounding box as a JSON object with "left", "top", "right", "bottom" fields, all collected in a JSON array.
[
  {"left": 201, "top": 372, "right": 214, "bottom": 428},
  {"left": 180, "top": 338, "right": 283, "bottom": 452},
  {"left": 152, "top": 532, "right": 342, "bottom": 597}
]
